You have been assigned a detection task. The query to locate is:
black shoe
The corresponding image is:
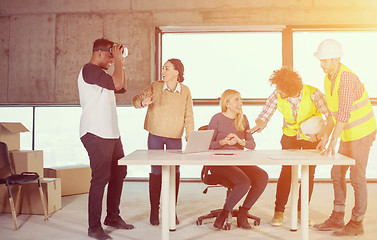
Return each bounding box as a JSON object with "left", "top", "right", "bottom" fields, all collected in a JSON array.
[
  {"left": 150, "top": 208, "right": 160, "bottom": 226},
  {"left": 214, "top": 209, "right": 230, "bottom": 230},
  {"left": 104, "top": 216, "right": 134, "bottom": 230},
  {"left": 237, "top": 206, "right": 252, "bottom": 230},
  {"left": 149, "top": 173, "right": 162, "bottom": 226},
  {"left": 88, "top": 227, "right": 112, "bottom": 240}
]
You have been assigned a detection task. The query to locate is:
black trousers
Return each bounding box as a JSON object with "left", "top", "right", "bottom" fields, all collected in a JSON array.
[
  {"left": 81, "top": 133, "right": 127, "bottom": 230},
  {"left": 274, "top": 134, "right": 317, "bottom": 212}
]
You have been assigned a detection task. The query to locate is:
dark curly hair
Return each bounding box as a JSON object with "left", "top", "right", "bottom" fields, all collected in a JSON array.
[
  {"left": 269, "top": 66, "right": 303, "bottom": 97},
  {"left": 168, "top": 58, "right": 185, "bottom": 82}
]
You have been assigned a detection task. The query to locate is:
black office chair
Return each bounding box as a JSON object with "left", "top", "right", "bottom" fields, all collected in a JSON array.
[
  {"left": 195, "top": 126, "right": 261, "bottom": 229},
  {"left": 0, "top": 142, "right": 48, "bottom": 230}
]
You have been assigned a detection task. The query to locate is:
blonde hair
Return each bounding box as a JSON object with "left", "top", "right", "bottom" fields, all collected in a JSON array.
[{"left": 220, "top": 89, "right": 245, "bottom": 132}]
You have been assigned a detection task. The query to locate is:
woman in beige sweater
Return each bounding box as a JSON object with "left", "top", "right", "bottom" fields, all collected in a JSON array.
[{"left": 133, "top": 58, "right": 194, "bottom": 226}]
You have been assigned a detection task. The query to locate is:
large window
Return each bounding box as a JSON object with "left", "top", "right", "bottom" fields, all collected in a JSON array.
[
  {"left": 293, "top": 31, "right": 377, "bottom": 97},
  {"left": 162, "top": 32, "right": 282, "bottom": 99}
]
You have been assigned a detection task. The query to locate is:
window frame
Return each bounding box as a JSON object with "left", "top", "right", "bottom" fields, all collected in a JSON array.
[
  {"left": 156, "top": 26, "right": 285, "bottom": 105},
  {"left": 156, "top": 24, "right": 377, "bottom": 105}
]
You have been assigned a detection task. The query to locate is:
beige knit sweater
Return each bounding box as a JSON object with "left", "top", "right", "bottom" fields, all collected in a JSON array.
[{"left": 133, "top": 81, "right": 194, "bottom": 139}]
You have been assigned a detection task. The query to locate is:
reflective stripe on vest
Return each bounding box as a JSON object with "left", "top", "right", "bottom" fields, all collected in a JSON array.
[
  {"left": 324, "top": 64, "right": 376, "bottom": 141},
  {"left": 277, "top": 85, "right": 322, "bottom": 141}
]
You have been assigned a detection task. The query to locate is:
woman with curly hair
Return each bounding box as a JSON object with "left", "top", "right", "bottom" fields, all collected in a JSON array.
[{"left": 249, "top": 66, "right": 333, "bottom": 227}]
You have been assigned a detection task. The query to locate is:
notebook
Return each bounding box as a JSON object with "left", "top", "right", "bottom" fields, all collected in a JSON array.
[{"left": 173, "top": 130, "right": 214, "bottom": 154}]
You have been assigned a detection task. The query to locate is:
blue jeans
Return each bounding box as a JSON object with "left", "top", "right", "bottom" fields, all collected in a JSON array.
[
  {"left": 148, "top": 133, "right": 181, "bottom": 174},
  {"left": 332, "top": 130, "right": 376, "bottom": 221}
]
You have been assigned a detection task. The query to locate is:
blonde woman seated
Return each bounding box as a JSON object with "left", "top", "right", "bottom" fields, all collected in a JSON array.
[{"left": 208, "top": 89, "right": 268, "bottom": 230}]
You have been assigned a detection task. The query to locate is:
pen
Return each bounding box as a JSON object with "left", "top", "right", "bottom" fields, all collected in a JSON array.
[{"left": 249, "top": 128, "right": 260, "bottom": 135}]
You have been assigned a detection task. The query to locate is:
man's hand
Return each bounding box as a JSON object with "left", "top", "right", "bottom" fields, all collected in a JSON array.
[
  {"left": 316, "top": 138, "right": 328, "bottom": 152},
  {"left": 320, "top": 121, "right": 345, "bottom": 155},
  {"left": 321, "top": 138, "right": 337, "bottom": 156},
  {"left": 306, "top": 133, "right": 319, "bottom": 142},
  {"left": 247, "top": 119, "right": 267, "bottom": 133},
  {"left": 112, "top": 44, "right": 124, "bottom": 61}
]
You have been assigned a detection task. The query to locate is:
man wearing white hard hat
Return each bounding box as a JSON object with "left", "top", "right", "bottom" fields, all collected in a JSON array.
[
  {"left": 313, "top": 39, "right": 376, "bottom": 236},
  {"left": 249, "top": 66, "right": 333, "bottom": 227}
]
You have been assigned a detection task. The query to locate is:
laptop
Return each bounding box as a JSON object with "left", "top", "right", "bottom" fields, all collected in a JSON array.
[{"left": 172, "top": 130, "right": 214, "bottom": 154}]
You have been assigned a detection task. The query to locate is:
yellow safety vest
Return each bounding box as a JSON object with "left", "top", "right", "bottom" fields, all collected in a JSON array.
[
  {"left": 277, "top": 85, "right": 322, "bottom": 141},
  {"left": 324, "top": 64, "right": 376, "bottom": 142}
]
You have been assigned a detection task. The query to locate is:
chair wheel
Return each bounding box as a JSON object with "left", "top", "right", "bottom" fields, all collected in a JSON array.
[{"left": 196, "top": 219, "right": 202, "bottom": 225}]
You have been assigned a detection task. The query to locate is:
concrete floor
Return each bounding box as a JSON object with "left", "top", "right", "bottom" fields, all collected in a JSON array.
[{"left": 0, "top": 181, "right": 376, "bottom": 240}]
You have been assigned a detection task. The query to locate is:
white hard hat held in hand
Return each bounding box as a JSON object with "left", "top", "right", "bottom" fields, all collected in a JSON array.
[
  {"left": 313, "top": 39, "right": 343, "bottom": 60},
  {"left": 301, "top": 116, "right": 325, "bottom": 136}
]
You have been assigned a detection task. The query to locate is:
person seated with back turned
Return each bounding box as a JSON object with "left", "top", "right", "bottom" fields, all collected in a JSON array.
[{"left": 208, "top": 89, "right": 268, "bottom": 230}]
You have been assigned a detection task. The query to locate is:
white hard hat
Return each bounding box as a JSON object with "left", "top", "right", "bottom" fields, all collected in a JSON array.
[
  {"left": 301, "top": 116, "right": 325, "bottom": 136},
  {"left": 313, "top": 39, "right": 343, "bottom": 60}
]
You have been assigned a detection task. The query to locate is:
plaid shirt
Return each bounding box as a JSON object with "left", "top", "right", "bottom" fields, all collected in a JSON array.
[
  {"left": 257, "top": 88, "right": 331, "bottom": 139},
  {"left": 328, "top": 64, "right": 364, "bottom": 123}
]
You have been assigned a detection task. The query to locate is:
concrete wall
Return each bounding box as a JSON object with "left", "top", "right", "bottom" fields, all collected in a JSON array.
[{"left": 0, "top": 0, "right": 376, "bottom": 104}]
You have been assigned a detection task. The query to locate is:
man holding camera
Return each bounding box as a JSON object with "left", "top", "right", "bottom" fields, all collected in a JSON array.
[{"left": 78, "top": 38, "right": 133, "bottom": 240}]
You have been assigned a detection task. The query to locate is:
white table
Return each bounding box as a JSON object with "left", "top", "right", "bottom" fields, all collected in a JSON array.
[{"left": 119, "top": 149, "right": 354, "bottom": 240}]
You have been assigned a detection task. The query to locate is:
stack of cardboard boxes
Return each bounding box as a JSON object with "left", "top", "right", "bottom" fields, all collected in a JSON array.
[
  {"left": 44, "top": 165, "right": 91, "bottom": 197},
  {"left": 0, "top": 122, "right": 92, "bottom": 216}
]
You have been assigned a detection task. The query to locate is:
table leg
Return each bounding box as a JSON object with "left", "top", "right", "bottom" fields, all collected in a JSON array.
[
  {"left": 301, "top": 165, "right": 309, "bottom": 240},
  {"left": 290, "top": 165, "right": 298, "bottom": 231},
  {"left": 169, "top": 166, "right": 176, "bottom": 231},
  {"left": 161, "top": 165, "right": 170, "bottom": 240}
]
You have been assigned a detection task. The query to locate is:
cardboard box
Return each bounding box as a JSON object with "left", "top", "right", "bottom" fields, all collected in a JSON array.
[
  {"left": 0, "top": 178, "right": 62, "bottom": 215},
  {"left": 44, "top": 165, "right": 91, "bottom": 196},
  {"left": 19, "top": 178, "right": 62, "bottom": 215},
  {"left": 0, "top": 122, "right": 29, "bottom": 151},
  {"left": 10, "top": 150, "right": 44, "bottom": 178}
]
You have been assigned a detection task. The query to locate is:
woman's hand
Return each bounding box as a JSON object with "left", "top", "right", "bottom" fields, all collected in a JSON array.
[
  {"left": 141, "top": 91, "right": 153, "bottom": 106},
  {"left": 220, "top": 133, "right": 245, "bottom": 146}
]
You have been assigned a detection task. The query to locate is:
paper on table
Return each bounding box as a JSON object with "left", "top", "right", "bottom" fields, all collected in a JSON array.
[
  {"left": 268, "top": 155, "right": 309, "bottom": 160},
  {"left": 267, "top": 149, "right": 318, "bottom": 160}
]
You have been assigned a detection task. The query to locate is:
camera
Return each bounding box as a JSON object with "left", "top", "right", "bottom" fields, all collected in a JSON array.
[
  {"left": 110, "top": 44, "right": 128, "bottom": 58},
  {"left": 122, "top": 46, "right": 128, "bottom": 58}
]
